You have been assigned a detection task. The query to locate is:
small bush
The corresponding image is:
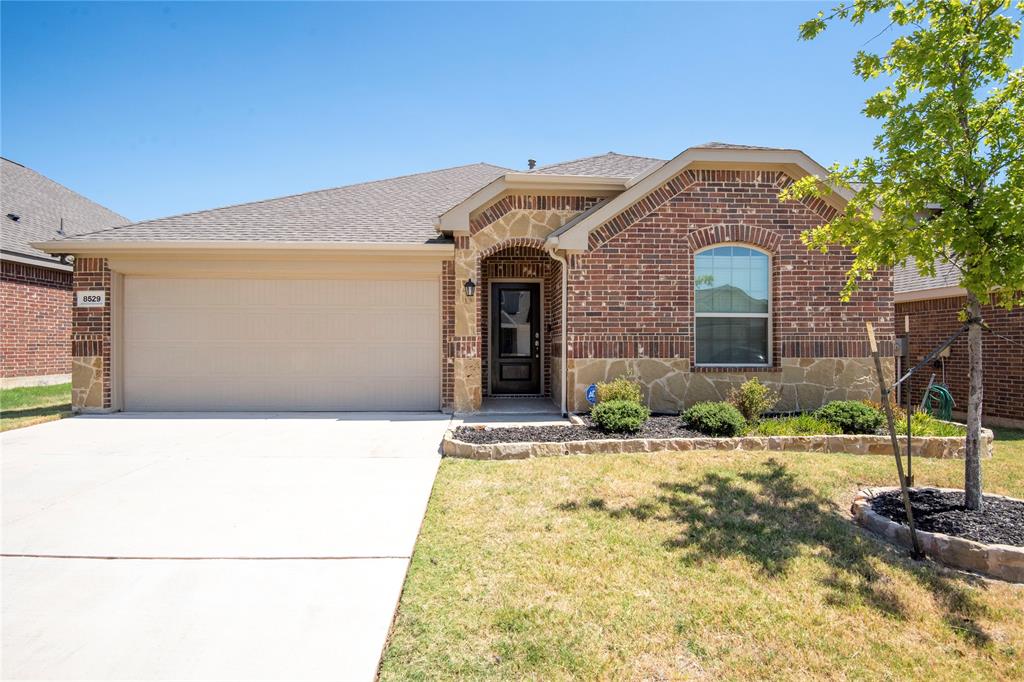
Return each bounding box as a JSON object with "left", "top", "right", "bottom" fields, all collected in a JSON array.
[
  {"left": 749, "top": 414, "right": 842, "bottom": 436},
  {"left": 591, "top": 399, "right": 650, "bottom": 433},
  {"left": 728, "top": 378, "right": 779, "bottom": 423},
  {"left": 681, "top": 401, "right": 746, "bottom": 437},
  {"left": 596, "top": 377, "right": 643, "bottom": 405},
  {"left": 813, "top": 400, "right": 885, "bottom": 434},
  {"left": 861, "top": 398, "right": 907, "bottom": 423}
]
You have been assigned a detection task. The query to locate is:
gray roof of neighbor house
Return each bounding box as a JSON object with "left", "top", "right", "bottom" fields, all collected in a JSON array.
[
  {"left": 56, "top": 162, "right": 510, "bottom": 245},
  {"left": 894, "top": 257, "right": 962, "bottom": 293},
  {"left": 528, "top": 152, "right": 664, "bottom": 179},
  {"left": 1, "top": 157, "right": 128, "bottom": 265}
]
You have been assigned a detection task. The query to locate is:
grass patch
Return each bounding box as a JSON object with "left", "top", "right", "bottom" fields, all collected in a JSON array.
[
  {"left": 747, "top": 414, "right": 842, "bottom": 436},
  {"left": 896, "top": 411, "right": 967, "bottom": 437},
  {"left": 381, "top": 432, "right": 1024, "bottom": 680},
  {"left": 0, "top": 383, "right": 72, "bottom": 432}
]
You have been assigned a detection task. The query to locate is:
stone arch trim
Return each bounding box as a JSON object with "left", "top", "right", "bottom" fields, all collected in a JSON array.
[
  {"left": 469, "top": 195, "right": 603, "bottom": 235},
  {"left": 477, "top": 237, "right": 549, "bottom": 261},
  {"left": 588, "top": 170, "right": 699, "bottom": 250},
  {"left": 687, "top": 224, "right": 782, "bottom": 254}
]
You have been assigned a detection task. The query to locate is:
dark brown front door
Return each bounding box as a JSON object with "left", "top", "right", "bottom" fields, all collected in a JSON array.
[{"left": 490, "top": 282, "right": 541, "bottom": 394}]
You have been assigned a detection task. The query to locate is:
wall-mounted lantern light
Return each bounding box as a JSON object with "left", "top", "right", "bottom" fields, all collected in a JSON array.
[{"left": 464, "top": 278, "right": 477, "bottom": 297}]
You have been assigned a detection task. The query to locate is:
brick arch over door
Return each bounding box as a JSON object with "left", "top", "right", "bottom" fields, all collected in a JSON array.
[{"left": 478, "top": 239, "right": 562, "bottom": 397}]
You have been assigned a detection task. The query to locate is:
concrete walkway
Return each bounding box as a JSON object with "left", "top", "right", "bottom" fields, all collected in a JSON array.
[{"left": 1, "top": 413, "right": 450, "bottom": 681}]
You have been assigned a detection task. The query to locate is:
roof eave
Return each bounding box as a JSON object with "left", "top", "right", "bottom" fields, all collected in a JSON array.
[
  {"left": 436, "top": 173, "right": 630, "bottom": 233},
  {"left": 31, "top": 240, "right": 455, "bottom": 256},
  {"left": 1, "top": 250, "right": 72, "bottom": 272}
]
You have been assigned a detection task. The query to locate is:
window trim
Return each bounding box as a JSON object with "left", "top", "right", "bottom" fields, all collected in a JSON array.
[{"left": 693, "top": 244, "right": 772, "bottom": 368}]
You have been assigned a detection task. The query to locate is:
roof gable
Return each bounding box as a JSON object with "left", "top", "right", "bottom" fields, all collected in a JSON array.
[{"left": 547, "top": 144, "right": 854, "bottom": 251}]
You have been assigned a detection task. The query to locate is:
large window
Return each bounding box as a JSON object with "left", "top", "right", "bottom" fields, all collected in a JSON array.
[{"left": 694, "top": 245, "right": 770, "bottom": 366}]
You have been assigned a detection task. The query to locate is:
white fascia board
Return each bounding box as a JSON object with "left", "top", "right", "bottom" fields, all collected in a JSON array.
[
  {"left": 895, "top": 286, "right": 968, "bottom": 303},
  {"left": 549, "top": 147, "right": 858, "bottom": 252},
  {"left": 30, "top": 240, "right": 455, "bottom": 255},
  {"left": 436, "top": 173, "right": 629, "bottom": 233}
]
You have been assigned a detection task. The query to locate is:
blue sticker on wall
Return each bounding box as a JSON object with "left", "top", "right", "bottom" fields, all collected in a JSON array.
[{"left": 585, "top": 383, "right": 598, "bottom": 405}]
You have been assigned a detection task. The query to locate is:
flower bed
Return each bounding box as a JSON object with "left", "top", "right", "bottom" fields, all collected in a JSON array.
[
  {"left": 443, "top": 424, "right": 993, "bottom": 461},
  {"left": 852, "top": 487, "right": 1024, "bottom": 583}
]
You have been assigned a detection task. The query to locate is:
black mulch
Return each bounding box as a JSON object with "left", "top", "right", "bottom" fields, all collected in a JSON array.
[
  {"left": 871, "top": 488, "right": 1024, "bottom": 547},
  {"left": 453, "top": 415, "right": 700, "bottom": 444}
]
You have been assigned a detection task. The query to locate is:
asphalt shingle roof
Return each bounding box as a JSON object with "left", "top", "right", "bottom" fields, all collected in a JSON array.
[
  {"left": 894, "top": 257, "right": 962, "bottom": 293},
  {"left": 528, "top": 152, "right": 664, "bottom": 179},
  {"left": 1, "top": 157, "right": 128, "bottom": 264},
  {"left": 58, "top": 163, "right": 510, "bottom": 245}
]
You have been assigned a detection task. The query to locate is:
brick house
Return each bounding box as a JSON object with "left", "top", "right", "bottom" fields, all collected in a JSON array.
[
  {"left": 896, "top": 258, "right": 1023, "bottom": 429},
  {"left": 1, "top": 158, "right": 127, "bottom": 388},
  {"left": 35, "top": 143, "right": 894, "bottom": 414}
]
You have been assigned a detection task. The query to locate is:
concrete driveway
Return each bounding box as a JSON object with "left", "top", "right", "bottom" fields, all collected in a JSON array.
[{"left": 1, "top": 413, "right": 450, "bottom": 681}]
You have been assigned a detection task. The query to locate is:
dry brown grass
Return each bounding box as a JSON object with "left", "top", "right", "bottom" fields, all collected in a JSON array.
[{"left": 381, "top": 431, "right": 1024, "bottom": 680}]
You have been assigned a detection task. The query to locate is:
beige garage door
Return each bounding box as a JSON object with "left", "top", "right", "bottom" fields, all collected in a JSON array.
[{"left": 123, "top": 277, "right": 440, "bottom": 411}]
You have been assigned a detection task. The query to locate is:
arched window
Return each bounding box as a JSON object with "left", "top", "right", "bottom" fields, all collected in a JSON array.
[{"left": 694, "top": 245, "right": 770, "bottom": 366}]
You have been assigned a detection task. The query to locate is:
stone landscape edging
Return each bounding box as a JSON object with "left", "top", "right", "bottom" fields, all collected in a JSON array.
[
  {"left": 441, "top": 428, "right": 993, "bottom": 461},
  {"left": 851, "top": 486, "right": 1024, "bottom": 583}
]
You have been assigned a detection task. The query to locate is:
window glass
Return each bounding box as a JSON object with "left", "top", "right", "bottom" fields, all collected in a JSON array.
[
  {"left": 694, "top": 246, "right": 769, "bottom": 314},
  {"left": 695, "top": 246, "right": 770, "bottom": 365}
]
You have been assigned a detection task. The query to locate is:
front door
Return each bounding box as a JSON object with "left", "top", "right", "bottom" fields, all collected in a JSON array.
[{"left": 490, "top": 282, "right": 541, "bottom": 394}]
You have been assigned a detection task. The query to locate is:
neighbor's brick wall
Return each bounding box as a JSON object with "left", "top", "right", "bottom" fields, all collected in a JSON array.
[
  {"left": 567, "top": 169, "right": 896, "bottom": 365},
  {"left": 72, "top": 257, "right": 112, "bottom": 409},
  {"left": 0, "top": 260, "right": 73, "bottom": 378},
  {"left": 898, "top": 294, "right": 1024, "bottom": 426}
]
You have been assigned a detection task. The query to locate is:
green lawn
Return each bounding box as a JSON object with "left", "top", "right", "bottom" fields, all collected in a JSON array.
[
  {"left": 381, "top": 430, "right": 1024, "bottom": 681},
  {"left": 0, "top": 383, "right": 72, "bottom": 432}
]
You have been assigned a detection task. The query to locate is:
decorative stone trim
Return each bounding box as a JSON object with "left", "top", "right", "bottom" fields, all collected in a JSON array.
[
  {"left": 442, "top": 429, "right": 993, "bottom": 461},
  {"left": 852, "top": 487, "right": 1024, "bottom": 583}
]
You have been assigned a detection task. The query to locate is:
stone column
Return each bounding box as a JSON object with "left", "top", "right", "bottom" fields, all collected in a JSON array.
[{"left": 71, "top": 257, "right": 111, "bottom": 411}]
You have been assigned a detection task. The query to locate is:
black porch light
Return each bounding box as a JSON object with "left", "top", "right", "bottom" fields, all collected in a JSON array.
[{"left": 464, "top": 278, "right": 477, "bottom": 297}]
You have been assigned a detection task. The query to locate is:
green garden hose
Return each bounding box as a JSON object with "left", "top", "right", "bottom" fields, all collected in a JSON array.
[{"left": 924, "top": 384, "right": 955, "bottom": 421}]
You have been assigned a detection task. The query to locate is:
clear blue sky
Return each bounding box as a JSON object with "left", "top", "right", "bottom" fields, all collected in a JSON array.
[{"left": 2, "top": 2, "right": 891, "bottom": 222}]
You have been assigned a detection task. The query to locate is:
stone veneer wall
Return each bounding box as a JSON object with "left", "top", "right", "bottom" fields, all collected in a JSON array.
[
  {"left": 567, "top": 356, "right": 893, "bottom": 414},
  {"left": 448, "top": 195, "right": 602, "bottom": 412},
  {"left": 71, "top": 257, "right": 111, "bottom": 410},
  {"left": 562, "top": 168, "right": 896, "bottom": 414},
  {"left": 0, "top": 260, "right": 72, "bottom": 382},
  {"left": 898, "top": 294, "right": 1024, "bottom": 428}
]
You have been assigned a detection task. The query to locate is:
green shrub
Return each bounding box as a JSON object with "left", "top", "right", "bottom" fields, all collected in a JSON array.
[
  {"left": 681, "top": 401, "right": 746, "bottom": 437},
  {"left": 813, "top": 400, "right": 885, "bottom": 434},
  {"left": 596, "top": 377, "right": 643, "bottom": 405},
  {"left": 591, "top": 399, "right": 650, "bottom": 433},
  {"left": 749, "top": 414, "right": 842, "bottom": 436},
  {"left": 728, "top": 378, "right": 779, "bottom": 423},
  {"left": 895, "top": 411, "right": 966, "bottom": 437}
]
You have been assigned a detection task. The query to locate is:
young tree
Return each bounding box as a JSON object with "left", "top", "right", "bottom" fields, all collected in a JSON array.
[{"left": 781, "top": 0, "right": 1024, "bottom": 510}]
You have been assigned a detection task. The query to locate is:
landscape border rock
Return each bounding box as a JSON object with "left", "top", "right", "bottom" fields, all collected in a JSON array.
[
  {"left": 852, "top": 487, "right": 1024, "bottom": 583},
  {"left": 441, "top": 427, "right": 993, "bottom": 461}
]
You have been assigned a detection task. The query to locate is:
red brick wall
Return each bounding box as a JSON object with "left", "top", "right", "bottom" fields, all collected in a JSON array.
[
  {"left": 567, "top": 169, "right": 895, "bottom": 363},
  {"left": 0, "top": 260, "right": 72, "bottom": 378},
  {"left": 72, "top": 257, "right": 112, "bottom": 408},
  {"left": 898, "top": 295, "right": 1024, "bottom": 426}
]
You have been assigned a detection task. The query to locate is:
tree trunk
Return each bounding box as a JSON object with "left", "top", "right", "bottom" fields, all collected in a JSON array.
[{"left": 964, "top": 292, "right": 984, "bottom": 511}]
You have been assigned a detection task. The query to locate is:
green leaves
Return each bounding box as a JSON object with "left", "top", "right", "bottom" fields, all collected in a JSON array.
[{"left": 782, "top": 0, "right": 1024, "bottom": 308}]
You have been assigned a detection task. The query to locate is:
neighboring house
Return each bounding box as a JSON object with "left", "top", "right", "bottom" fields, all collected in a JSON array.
[
  {"left": 1, "top": 158, "right": 128, "bottom": 388},
  {"left": 35, "top": 143, "right": 895, "bottom": 414},
  {"left": 895, "top": 257, "right": 1024, "bottom": 429}
]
